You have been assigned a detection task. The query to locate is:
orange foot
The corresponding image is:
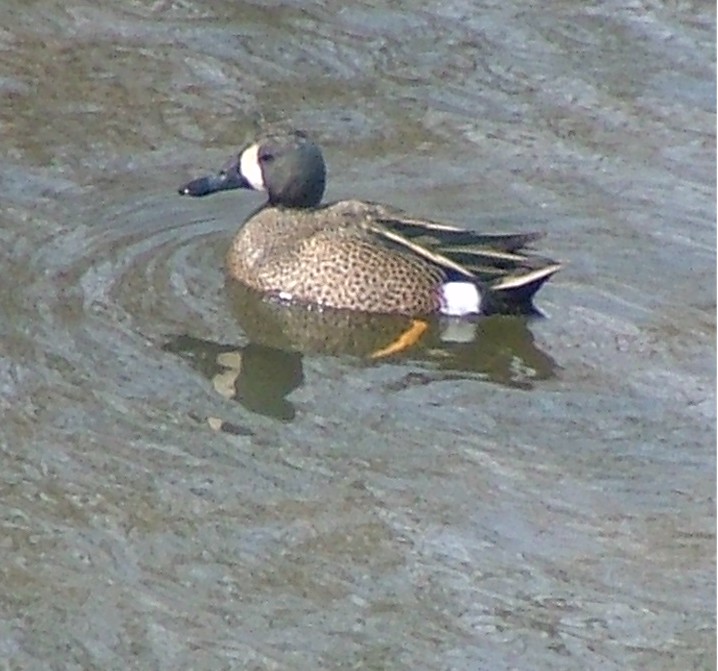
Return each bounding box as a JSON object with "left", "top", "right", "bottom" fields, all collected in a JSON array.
[{"left": 370, "top": 319, "right": 429, "bottom": 359}]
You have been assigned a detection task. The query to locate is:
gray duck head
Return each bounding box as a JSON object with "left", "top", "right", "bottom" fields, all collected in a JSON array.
[{"left": 179, "top": 131, "right": 326, "bottom": 209}]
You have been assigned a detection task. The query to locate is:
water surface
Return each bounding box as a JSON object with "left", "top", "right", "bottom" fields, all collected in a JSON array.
[{"left": 0, "top": 2, "right": 714, "bottom": 669}]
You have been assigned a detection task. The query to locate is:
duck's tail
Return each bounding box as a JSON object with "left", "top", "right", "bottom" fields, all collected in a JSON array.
[
  {"left": 437, "top": 261, "right": 561, "bottom": 316},
  {"left": 371, "top": 216, "right": 562, "bottom": 316},
  {"left": 477, "top": 262, "right": 563, "bottom": 315}
]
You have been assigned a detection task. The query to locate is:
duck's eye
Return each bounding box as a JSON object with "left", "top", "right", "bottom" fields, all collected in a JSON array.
[{"left": 258, "top": 152, "right": 274, "bottom": 163}]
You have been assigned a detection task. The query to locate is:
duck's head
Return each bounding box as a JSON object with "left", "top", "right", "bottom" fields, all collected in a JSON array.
[{"left": 179, "top": 131, "right": 326, "bottom": 209}]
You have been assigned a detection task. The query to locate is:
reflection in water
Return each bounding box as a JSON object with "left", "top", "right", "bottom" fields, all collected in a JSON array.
[
  {"left": 164, "top": 283, "right": 557, "bottom": 421},
  {"left": 163, "top": 336, "right": 304, "bottom": 422}
]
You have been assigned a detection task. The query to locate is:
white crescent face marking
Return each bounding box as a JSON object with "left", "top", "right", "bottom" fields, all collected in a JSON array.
[{"left": 239, "top": 143, "right": 266, "bottom": 191}]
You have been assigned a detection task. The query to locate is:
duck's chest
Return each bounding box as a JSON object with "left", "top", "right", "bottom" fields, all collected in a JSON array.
[{"left": 225, "top": 207, "right": 346, "bottom": 282}]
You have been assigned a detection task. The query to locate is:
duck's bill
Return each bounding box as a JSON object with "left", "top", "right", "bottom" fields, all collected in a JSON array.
[{"left": 178, "top": 159, "right": 249, "bottom": 197}]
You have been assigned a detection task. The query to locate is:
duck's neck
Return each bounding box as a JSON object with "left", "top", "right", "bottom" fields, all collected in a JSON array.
[{"left": 268, "top": 195, "right": 322, "bottom": 209}]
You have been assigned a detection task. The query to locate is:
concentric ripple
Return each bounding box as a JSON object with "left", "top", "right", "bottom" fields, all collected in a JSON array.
[
  {"left": 3, "top": 186, "right": 255, "bottom": 443},
  {"left": 64, "top": 195, "right": 233, "bottom": 339}
]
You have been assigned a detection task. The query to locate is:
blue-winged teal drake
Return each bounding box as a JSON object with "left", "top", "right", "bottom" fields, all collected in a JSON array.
[{"left": 179, "top": 131, "right": 562, "bottom": 317}]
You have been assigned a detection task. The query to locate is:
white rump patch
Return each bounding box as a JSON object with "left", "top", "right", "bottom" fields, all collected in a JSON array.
[
  {"left": 439, "top": 282, "right": 481, "bottom": 316},
  {"left": 239, "top": 143, "right": 265, "bottom": 191}
]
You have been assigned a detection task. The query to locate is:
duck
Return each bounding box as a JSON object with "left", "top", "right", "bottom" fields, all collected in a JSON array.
[{"left": 178, "top": 130, "right": 561, "bottom": 317}]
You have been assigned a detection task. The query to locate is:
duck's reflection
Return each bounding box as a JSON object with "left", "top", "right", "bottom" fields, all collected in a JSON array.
[
  {"left": 163, "top": 336, "right": 303, "bottom": 422},
  {"left": 164, "top": 283, "right": 557, "bottom": 422}
]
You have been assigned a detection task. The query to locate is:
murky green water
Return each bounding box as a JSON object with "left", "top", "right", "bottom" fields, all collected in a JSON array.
[{"left": 0, "top": 2, "right": 714, "bottom": 669}]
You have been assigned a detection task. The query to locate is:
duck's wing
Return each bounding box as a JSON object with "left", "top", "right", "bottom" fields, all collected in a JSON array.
[
  {"left": 367, "top": 212, "right": 562, "bottom": 312},
  {"left": 369, "top": 213, "right": 559, "bottom": 276}
]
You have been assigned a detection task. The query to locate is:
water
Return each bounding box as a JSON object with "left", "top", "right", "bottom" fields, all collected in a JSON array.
[{"left": 0, "top": 2, "right": 714, "bottom": 669}]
